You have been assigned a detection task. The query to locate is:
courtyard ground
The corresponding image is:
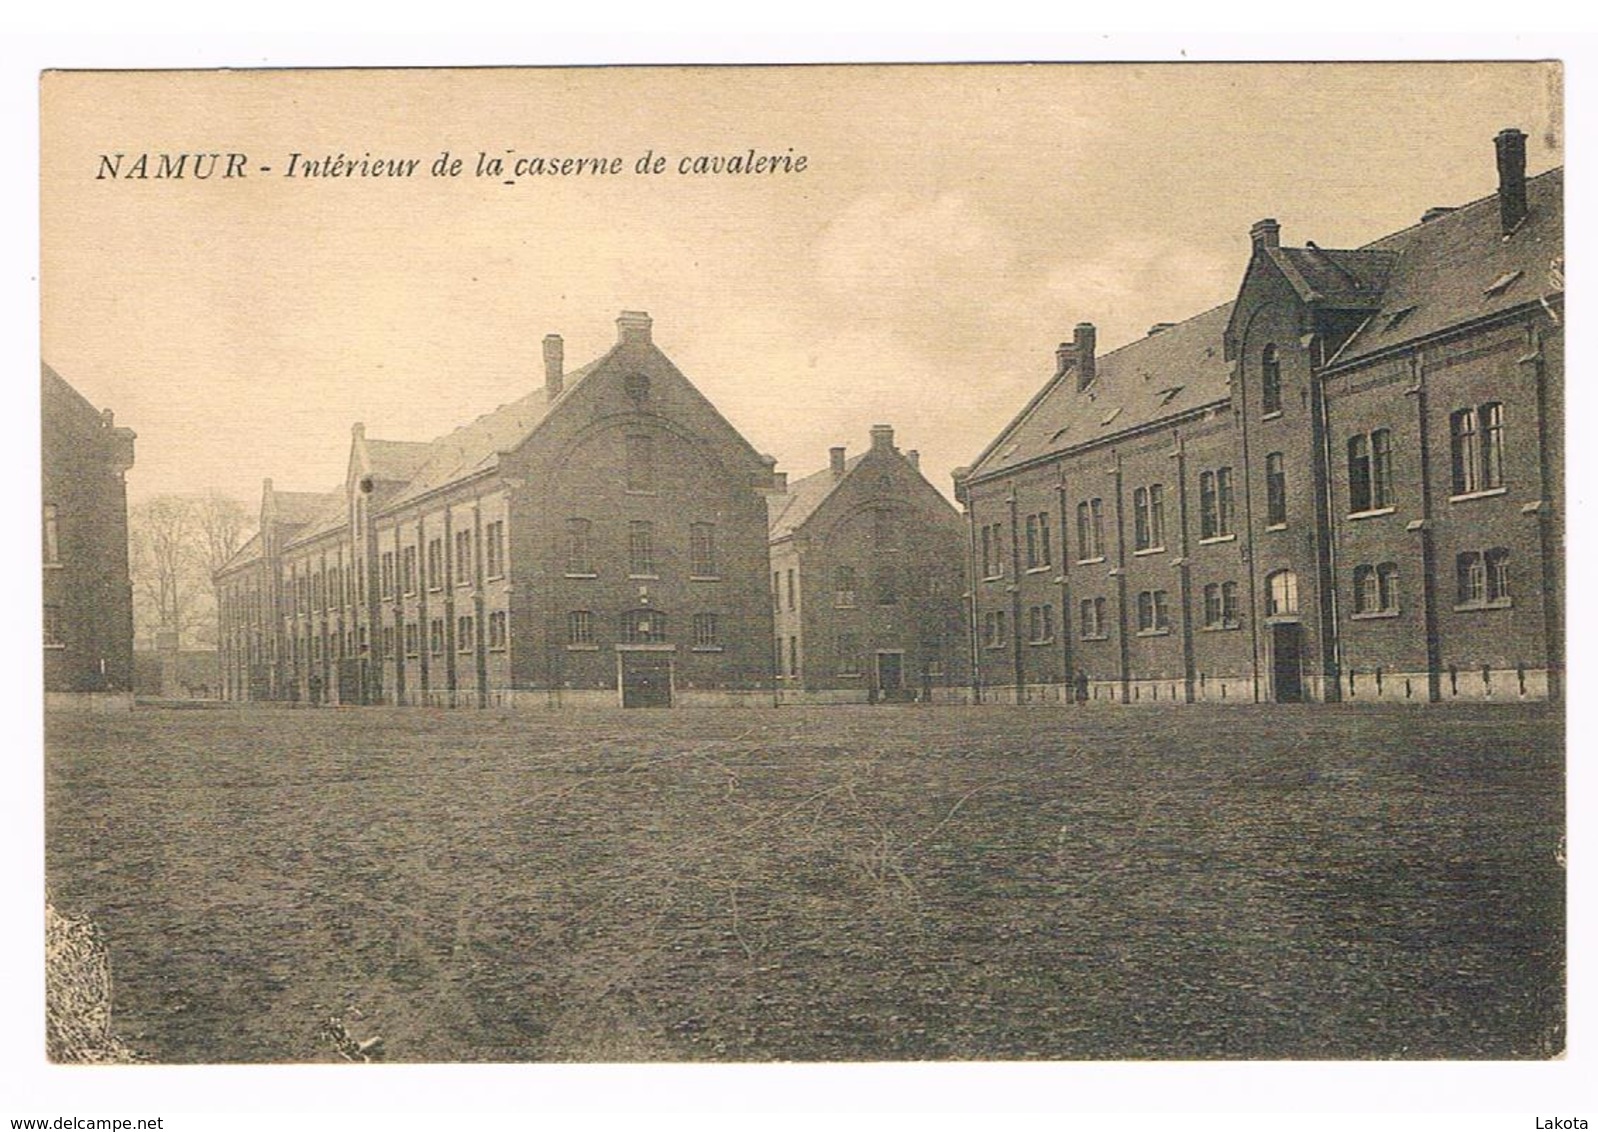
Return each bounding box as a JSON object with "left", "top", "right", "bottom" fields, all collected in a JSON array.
[{"left": 43, "top": 702, "right": 1563, "bottom": 1062}]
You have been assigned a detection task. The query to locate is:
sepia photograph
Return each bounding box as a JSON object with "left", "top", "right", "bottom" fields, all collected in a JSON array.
[{"left": 30, "top": 56, "right": 1570, "bottom": 1100}]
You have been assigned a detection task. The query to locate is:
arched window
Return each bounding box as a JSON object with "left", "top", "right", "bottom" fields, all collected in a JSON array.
[
  {"left": 1266, "top": 569, "right": 1299, "bottom": 616},
  {"left": 1261, "top": 344, "right": 1282, "bottom": 416}
]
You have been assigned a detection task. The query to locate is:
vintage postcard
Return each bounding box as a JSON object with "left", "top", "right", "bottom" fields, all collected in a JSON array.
[{"left": 37, "top": 61, "right": 1565, "bottom": 1089}]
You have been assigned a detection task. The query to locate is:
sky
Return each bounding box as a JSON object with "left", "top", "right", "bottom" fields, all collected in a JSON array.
[{"left": 41, "top": 63, "right": 1561, "bottom": 511}]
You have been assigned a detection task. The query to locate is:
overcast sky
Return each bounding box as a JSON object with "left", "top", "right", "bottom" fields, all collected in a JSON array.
[{"left": 41, "top": 63, "right": 1561, "bottom": 508}]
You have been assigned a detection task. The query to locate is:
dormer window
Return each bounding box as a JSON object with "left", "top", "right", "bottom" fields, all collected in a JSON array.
[{"left": 1484, "top": 270, "right": 1523, "bottom": 297}]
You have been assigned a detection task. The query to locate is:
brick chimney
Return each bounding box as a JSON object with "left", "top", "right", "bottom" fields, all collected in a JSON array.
[
  {"left": 543, "top": 334, "right": 564, "bottom": 399},
  {"left": 773, "top": 471, "right": 788, "bottom": 492},
  {"left": 830, "top": 446, "right": 847, "bottom": 477},
  {"left": 351, "top": 421, "right": 365, "bottom": 441},
  {"left": 870, "top": 424, "right": 895, "bottom": 452},
  {"left": 616, "top": 310, "right": 653, "bottom": 346},
  {"left": 906, "top": 449, "right": 920, "bottom": 470},
  {"left": 1055, "top": 341, "right": 1075, "bottom": 378},
  {"left": 1073, "top": 322, "right": 1097, "bottom": 391},
  {"left": 1495, "top": 128, "right": 1528, "bottom": 235},
  {"left": 1250, "top": 218, "right": 1281, "bottom": 251}
]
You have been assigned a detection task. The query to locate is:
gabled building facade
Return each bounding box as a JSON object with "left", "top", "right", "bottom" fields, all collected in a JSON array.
[
  {"left": 768, "top": 426, "right": 968, "bottom": 702},
  {"left": 42, "top": 363, "right": 137, "bottom": 705},
  {"left": 957, "top": 128, "right": 1562, "bottom": 704},
  {"left": 217, "top": 311, "right": 780, "bottom": 707}
]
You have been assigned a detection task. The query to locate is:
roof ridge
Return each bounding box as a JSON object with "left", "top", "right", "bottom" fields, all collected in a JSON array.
[{"left": 1360, "top": 164, "right": 1563, "bottom": 250}]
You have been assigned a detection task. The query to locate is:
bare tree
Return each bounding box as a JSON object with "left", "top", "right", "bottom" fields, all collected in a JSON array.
[{"left": 129, "top": 494, "right": 253, "bottom": 650}]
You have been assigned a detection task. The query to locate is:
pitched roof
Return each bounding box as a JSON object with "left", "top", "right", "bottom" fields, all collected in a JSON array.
[
  {"left": 383, "top": 353, "right": 609, "bottom": 510},
  {"left": 217, "top": 531, "right": 263, "bottom": 574},
  {"left": 1329, "top": 166, "right": 1562, "bottom": 366},
  {"left": 274, "top": 490, "right": 336, "bottom": 526},
  {"left": 968, "top": 301, "right": 1235, "bottom": 480},
  {"left": 364, "top": 438, "right": 432, "bottom": 482},
  {"left": 1266, "top": 245, "right": 1397, "bottom": 308},
  {"left": 767, "top": 454, "right": 866, "bottom": 541}
]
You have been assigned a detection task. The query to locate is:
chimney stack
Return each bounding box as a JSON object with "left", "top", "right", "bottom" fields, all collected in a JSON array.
[
  {"left": 870, "top": 424, "right": 895, "bottom": 452},
  {"left": 351, "top": 421, "right": 365, "bottom": 441},
  {"left": 543, "top": 334, "right": 564, "bottom": 399},
  {"left": 907, "top": 449, "right": 920, "bottom": 470},
  {"left": 1056, "top": 341, "right": 1076, "bottom": 378},
  {"left": 1074, "top": 322, "right": 1097, "bottom": 391},
  {"left": 773, "top": 471, "right": 788, "bottom": 492},
  {"left": 616, "top": 310, "right": 653, "bottom": 346},
  {"left": 1250, "top": 218, "right": 1281, "bottom": 251},
  {"left": 1495, "top": 128, "right": 1528, "bottom": 235},
  {"left": 830, "top": 446, "right": 847, "bottom": 476}
]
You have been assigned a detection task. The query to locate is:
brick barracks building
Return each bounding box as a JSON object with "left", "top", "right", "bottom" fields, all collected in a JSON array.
[
  {"left": 42, "top": 363, "right": 137, "bottom": 707},
  {"left": 956, "top": 129, "right": 1562, "bottom": 705},
  {"left": 768, "top": 426, "right": 968, "bottom": 703},
  {"left": 216, "top": 311, "right": 780, "bottom": 707}
]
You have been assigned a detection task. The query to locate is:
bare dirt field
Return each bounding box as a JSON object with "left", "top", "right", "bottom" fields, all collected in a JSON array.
[{"left": 44, "top": 702, "right": 1563, "bottom": 1062}]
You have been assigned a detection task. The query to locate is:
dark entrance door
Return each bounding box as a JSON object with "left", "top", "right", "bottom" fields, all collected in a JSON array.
[
  {"left": 337, "top": 657, "right": 361, "bottom": 705},
  {"left": 1271, "top": 623, "right": 1304, "bottom": 703},
  {"left": 876, "top": 652, "right": 906, "bottom": 700},
  {"left": 621, "top": 653, "right": 673, "bottom": 708}
]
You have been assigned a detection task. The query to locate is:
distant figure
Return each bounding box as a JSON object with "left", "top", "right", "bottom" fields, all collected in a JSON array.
[{"left": 1074, "top": 669, "right": 1089, "bottom": 704}]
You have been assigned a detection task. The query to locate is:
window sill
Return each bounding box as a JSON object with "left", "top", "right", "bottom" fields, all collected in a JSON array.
[
  {"left": 566, "top": 572, "right": 598, "bottom": 580},
  {"left": 1026, "top": 565, "right": 1053, "bottom": 575},
  {"left": 628, "top": 574, "right": 660, "bottom": 581},
  {"left": 1076, "top": 556, "right": 1106, "bottom": 566},
  {"left": 836, "top": 672, "right": 864, "bottom": 680},
  {"left": 1449, "top": 487, "right": 1508, "bottom": 504},
  {"left": 1200, "top": 622, "right": 1242, "bottom": 632},
  {"left": 689, "top": 575, "right": 722, "bottom": 583},
  {"left": 1265, "top": 523, "right": 1287, "bottom": 532},
  {"left": 1198, "top": 534, "right": 1236, "bottom": 545},
  {"left": 566, "top": 643, "right": 600, "bottom": 651},
  {"left": 1261, "top": 410, "right": 1283, "bottom": 421},
  {"left": 982, "top": 574, "right": 1005, "bottom": 583},
  {"left": 691, "top": 646, "right": 725, "bottom": 653},
  {"left": 485, "top": 572, "right": 505, "bottom": 582},
  {"left": 1080, "top": 633, "right": 1110, "bottom": 642},
  {"left": 1351, "top": 610, "right": 1401, "bottom": 621},
  {"left": 1453, "top": 599, "right": 1513, "bottom": 612},
  {"left": 1136, "top": 628, "right": 1172, "bottom": 637},
  {"left": 488, "top": 645, "right": 507, "bottom": 653},
  {"left": 1133, "top": 547, "right": 1166, "bottom": 557},
  {"left": 1027, "top": 638, "right": 1056, "bottom": 647},
  {"left": 983, "top": 644, "right": 1008, "bottom": 652},
  {"left": 1347, "top": 507, "right": 1397, "bottom": 521}
]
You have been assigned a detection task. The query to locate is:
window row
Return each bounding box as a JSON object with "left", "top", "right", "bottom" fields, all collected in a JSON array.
[
  {"left": 566, "top": 609, "right": 724, "bottom": 649},
  {"left": 373, "top": 520, "right": 507, "bottom": 600},
  {"left": 566, "top": 519, "right": 718, "bottom": 578}
]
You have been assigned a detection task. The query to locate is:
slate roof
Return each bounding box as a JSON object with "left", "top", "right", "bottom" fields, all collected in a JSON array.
[
  {"left": 274, "top": 490, "right": 336, "bottom": 527},
  {"left": 1329, "top": 166, "right": 1562, "bottom": 366},
  {"left": 384, "top": 354, "right": 607, "bottom": 510},
  {"left": 365, "top": 438, "right": 433, "bottom": 482},
  {"left": 1266, "top": 246, "right": 1397, "bottom": 308},
  {"left": 968, "top": 301, "right": 1235, "bottom": 480},
  {"left": 767, "top": 455, "right": 866, "bottom": 541},
  {"left": 217, "top": 531, "right": 263, "bottom": 573}
]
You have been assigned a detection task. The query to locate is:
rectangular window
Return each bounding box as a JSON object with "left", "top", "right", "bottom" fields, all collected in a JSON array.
[
  {"left": 429, "top": 618, "right": 445, "bottom": 655},
  {"left": 1204, "top": 583, "right": 1222, "bottom": 627},
  {"left": 1079, "top": 597, "right": 1107, "bottom": 639},
  {"left": 628, "top": 521, "right": 655, "bottom": 576},
  {"left": 568, "top": 610, "right": 594, "bottom": 646},
  {"left": 1486, "top": 548, "right": 1510, "bottom": 602},
  {"left": 382, "top": 625, "right": 395, "bottom": 658},
  {"left": 1149, "top": 485, "right": 1165, "bottom": 549},
  {"left": 1076, "top": 499, "right": 1104, "bottom": 561},
  {"left": 43, "top": 603, "right": 63, "bottom": 647},
  {"left": 624, "top": 609, "right": 667, "bottom": 644},
  {"left": 1199, "top": 472, "right": 1218, "bottom": 539},
  {"left": 772, "top": 571, "right": 781, "bottom": 612},
  {"left": 1025, "top": 513, "right": 1052, "bottom": 570},
  {"left": 692, "top": 612, "right": 720, "bottom": 649},
  {"left": 788, "top": 636, "right": 799, "bottom": 677},
  {"left": 427, "top": 538, "right": 444, "bottom": 590},
  {"left": 1137, "top": 590, "right": 1170, "bottom": 632},
  {"left": 1133, "top": 487, "right": 1150, "bottom": 550},
  {"left": 1454, "top": 549, "right": 1511, "bottom": 607},
  {"left": 1222, "top": 581, "right": 1240, "bottom": 627},
  {"left": 405, "top": 622, "right": 420, "bottom": 657},
  {"left": 983, "top": 610, "right": 1008, "bottom": 649},
  {"left": 380, "top": 552, "right": 395, "bottom": 598},
  {"left": 1453, "top": 403, "right": 1506, "bottom": 496},
  {"left": 566, "top": 518, "right": 594, "bottom": 575},
  {"left": 836, "top": 633, "right": 861, "bottom": 676},
  {"left": 834, "top": 565, "right": 857, "bottom": 608},
  {"left": 42, "top": 504, "right": 60, "bottom": 565},
  {"left": 981, "top": 522, "right": 1004, "bottom": 579},
  {"left": 1348, "top": 434, "right": 1372, "bottom": 513},
  {"left": 487, "top": 610, "right": 507, "bottom": 650},
  {"left": 485, "top": 520, "right": 505, "bottom": 578},
  {"left": 455, "top": 529, "right": 473, "bottom": 585},
  {"left": 402, "top": 546, "right": 418, "bottom": 595},
  {"left": 1028, "top": 604, "right": 1054, "bottom": 644},
  {"left": 457, "top": 615, "right": 474, "bottom": 652},
  {"left": 1266, "top": 454, "right": 1288, "bottom": 527},
  {"left": 689, "top": 522, "right": 717, "bottom": 577},
  {"left": 1371, "top": 429, "right": 1393, "bottom": 509},
  {"left": 1216, "top": 468, "right": 1234, "bottom": 536},
  {"left": 1135, "top": 487, "right": 1165, "bottom": 550},
  {"left": 786, "top": 568, "right": 796, "bottom": 611},
  {"left": 626, "top": 434, "right": 655, "bottom": 493}
]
